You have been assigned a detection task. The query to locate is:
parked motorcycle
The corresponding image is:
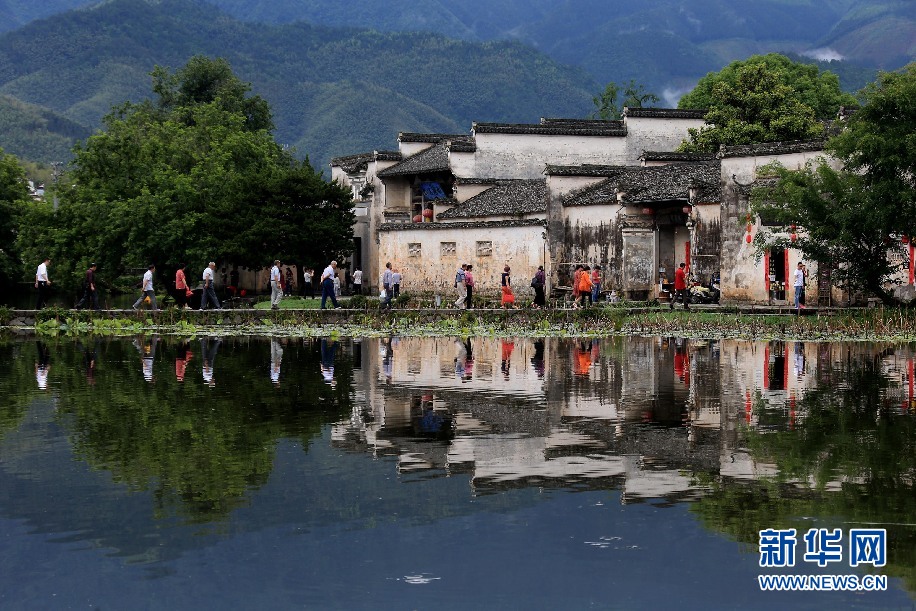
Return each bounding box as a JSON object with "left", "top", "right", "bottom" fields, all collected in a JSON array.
[{"left": 688, "top": 277, "right": 720, "bottom": 304}]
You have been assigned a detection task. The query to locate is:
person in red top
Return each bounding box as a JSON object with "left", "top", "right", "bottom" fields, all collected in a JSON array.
[
  {"left": 175, "top": 263, "right": 191, "bottom": 309},
  {"left": 671, "top": 262, "right": 689, "bottom": 310}
]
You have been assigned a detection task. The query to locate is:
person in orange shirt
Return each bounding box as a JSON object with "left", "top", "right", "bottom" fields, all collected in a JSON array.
[
  {"left": 577, "top": 265, "right": 593, "bottom": 308},
  {"left": 175, "top": 263, "right": 191, "bottom": 309},
  {"left": 571, "top": 264, "right": 582, "bottom": 305}
]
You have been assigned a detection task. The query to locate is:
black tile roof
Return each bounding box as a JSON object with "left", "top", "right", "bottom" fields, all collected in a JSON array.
[
  {"left": 377, "top": 142, "right": 452, "bottom": 178},
  {"left": 540, "top": 117, "right": 626, "bottom": 130},
  {"left": 623, "top": 107, "right": 707, "bottom": 119},
  {"left": 329, "top": 150, "right": 402, "bottom": 172},
  {"left": 399, "top": 132, "right": 470, "bottom": 143},
  {"left": 563, "top": 162, "right": 721, "bottom": 207},
  {"left": 437, "top": 179, "right": 547, "bottom": 219},
  {"left": 640, "top": 151, "right": 717, "bottom": 163},
  {"left": 718, "top": 140, "right": 825, "bottom": 158},
  {"left": 448, "top": 139, "right": 477, "bottom": 153},
  {"left": 473, "top": 121, "right": 627, "bottom": 137},
  {"left": 379, "top": 219, "right": 547, "bottom": 232},
  {"left": 545, "top": 164, "right": 629, "bottom": 177}
]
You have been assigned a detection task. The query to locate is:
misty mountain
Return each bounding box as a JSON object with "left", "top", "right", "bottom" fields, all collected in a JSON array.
[{"left": 0, "top": 0, "right": 596, "bottom": 167}]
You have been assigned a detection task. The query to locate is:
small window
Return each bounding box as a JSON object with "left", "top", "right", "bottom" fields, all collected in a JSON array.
[
  {"left": 440, "top": 242, "right": 457, "bottom": 257},
  {"left": 476, "top": 241, "right": 493, "bottom": 257},
  {"left": 408, "top": 243, "right": 422, "bottom": 257}
]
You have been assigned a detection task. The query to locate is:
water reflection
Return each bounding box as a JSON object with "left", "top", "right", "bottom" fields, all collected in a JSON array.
[{"left": 0, "top": 335, "right": 914, "bottom": 603}]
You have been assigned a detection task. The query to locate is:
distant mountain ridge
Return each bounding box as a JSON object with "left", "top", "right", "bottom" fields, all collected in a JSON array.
[{"left": 0, "top": 0, "right": 596, "bottom": 167}]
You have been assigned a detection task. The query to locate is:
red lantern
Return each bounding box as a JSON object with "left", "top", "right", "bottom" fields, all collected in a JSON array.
[
  {"left": 422, "top": 208, "right": 433, "bottom": 219},
  {"left": 642, "top": 207, "right": 654, "bottom": 216},
  {"left": 746, "top": 234, "right": 752, "bottom": 244},
  {"left": 791, "top": 233, "right": 797, "bottom": 243},
  {"left": 240, "top": 289, "right": 246, "bottom": 297},
  {"left": 790, "top": 223, "right": 797, "bottom": 231},
  {"left": 412, "top": 214, "right": 422, "bottom": 223},
  {"left": 682, "top": 205, "right": 692, "bottom": 215},
  {"left": 745, "top": 213, "right": 751, "bottom": 222},
  {"left": 903, "top": 235, "right": 910, "bottom": 245}
]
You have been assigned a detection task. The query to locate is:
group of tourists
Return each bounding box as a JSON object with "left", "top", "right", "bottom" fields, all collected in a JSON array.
[
  {"left": 380, "top": 262, "right": 404, "bottom": 309},
  {"left": 571, "top": 264, "right": 602, "bottom": 308}
]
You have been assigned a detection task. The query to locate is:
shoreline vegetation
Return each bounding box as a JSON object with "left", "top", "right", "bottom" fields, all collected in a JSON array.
[{"left": 3, "top": 304, "right": 916, "bottom": 341}]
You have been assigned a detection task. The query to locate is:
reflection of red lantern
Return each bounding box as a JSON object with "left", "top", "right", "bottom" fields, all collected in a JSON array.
[
  {"left": 746, "top": 234, "right": 752, "bottom": 244},
  {"left": 791, "top": 233, "right": 797, "bottom": 242},
  {"left": 682, "top": 205, "right": 692, "bottom": 215},
  {"left": 412, "top": 214, "right": 422, "bottom": 223},
  {"left": 903, "top": 235, "right": 911, "bottom": 245},
  {"left": 642, "top": 207, "right": 654, "bottom": 216},
  {"left": 422, "top": 208, "right": 433, "bottom": 219},
  {"left": 746, "top": 223, "right": 752, "bottom": 233},
  {"left": 790, "top": 223, "right": 797, "bottom": 231},
  {"left": 746, "top": 213, "right": 752, "bottom": 223}
]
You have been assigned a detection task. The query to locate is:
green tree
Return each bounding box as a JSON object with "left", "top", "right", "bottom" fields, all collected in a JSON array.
[
  {"left": 0, "top": 147, "right": 29, "bottom": 289},
  {"left": 678, "top": 54, "right": 857, "bottom": 119},
  {"left": 751, "top": 64, "right": 916, "bottom": 303},
  {"left": 591, "top": 80, "right": 658, "bottom": 120},
  {"left": 16, "top": 56, "right": 353, "bottom": 293},
  {"left": 678, "top": 61, "right": 827, "bottom": 153}
]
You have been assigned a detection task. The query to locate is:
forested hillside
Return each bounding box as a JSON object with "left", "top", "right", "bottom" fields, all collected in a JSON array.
[
  {"left": 3, "top": 0, "right": 911, "bottom": 97},
  {"left": 0, "top": 0, "right": 596, "bottom": 167}
]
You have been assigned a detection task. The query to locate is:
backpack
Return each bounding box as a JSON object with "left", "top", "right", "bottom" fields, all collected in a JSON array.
[{"left": 455, "top": 269, "right": 465, "bottom": 288}]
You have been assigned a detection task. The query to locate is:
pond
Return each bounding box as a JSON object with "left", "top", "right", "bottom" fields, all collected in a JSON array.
[{"left": 1, "top": 335, "right": 914, "bottom": 608}]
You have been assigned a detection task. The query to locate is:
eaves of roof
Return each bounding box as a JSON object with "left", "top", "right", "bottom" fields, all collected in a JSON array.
[
  {"left": 437, "top": 179, "right": 547, "bottom": 219},
  {"left": 473, "top": 122, "right": 627, "bottom": 137},
  {"left": 718, "top": 140, "right": 825, "bottom": 159},
  {"left": 623, "top": 107, "right": 707, "bottom": 119},
  {"left": 377, "top": 142, "right": 451, "bottom": 178}
]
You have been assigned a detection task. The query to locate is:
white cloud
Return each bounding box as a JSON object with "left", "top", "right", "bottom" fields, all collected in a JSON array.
[{"left": 802, "top": 47, "right": 845, "bottom": 62}]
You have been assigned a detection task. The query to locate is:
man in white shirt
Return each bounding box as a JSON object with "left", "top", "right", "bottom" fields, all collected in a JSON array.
[
  {"left": 132, "top": 264, "right": 158, "bottom": 310},
  {"left": 320, "top": 260, "right": 340, "bottom": 309},
  {"left": 200, "top": 262, "right": 222, "bottom": 310},
  {"left": 793, "top": 262, "right": 807, "bottom": 310},
  {"left": 352, "top": 268, "right": 363, "bottom": 295},
  {"left": 34, "top": 257, "right": 51, "bottom": 310},
  {"left": 270, "top": 260, "right": 282, "bottom": 310}
]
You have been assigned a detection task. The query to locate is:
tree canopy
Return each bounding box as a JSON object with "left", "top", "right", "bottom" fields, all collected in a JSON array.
[
  {"left": 677, "top": 54, "right": 857, "bottom": 153},
  {"left": 591, "top": 80, "right": 659, "bottom": 121},
  {"left": 0, "top": 148, "right": 29, "bottom": 290},
  {"left": 16, "top": 56, "right": 354, "bottom": 293},
  {"left": 751, "top": 63, "right": 916, "bottom": 303}
]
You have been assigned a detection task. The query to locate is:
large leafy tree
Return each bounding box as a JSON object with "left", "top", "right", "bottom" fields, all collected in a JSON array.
[
  {"left": 0, "top": 147, "right": 29, "bottom": 290},
  {"left": 751, "top": 63, "right": 916, "bottom": 304},
  {"left": 678, "top": 54, "right": 856, "bottom": 153},
  {"left": 17, "top": 56, "right": 353, "bottom": 292}
]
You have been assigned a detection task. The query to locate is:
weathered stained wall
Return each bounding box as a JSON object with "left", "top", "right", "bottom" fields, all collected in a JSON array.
[
  {"left": 377, "top": 222, "right": 547, "bottom": 295},
  {"left": 561, "top": 205, "right": 623, "bottom": 289},
  {"left": 720, "top": 151, "right": 827, "bottom": 303}
]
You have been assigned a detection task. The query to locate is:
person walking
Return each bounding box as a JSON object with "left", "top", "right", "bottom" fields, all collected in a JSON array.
[
  {"left": 302, "top": 268, "right": 313, "bottom": 298},
  {"left": 381, "top": 262, "right": 394, "bottom": 310},
  {"left": 532, "top": 265, "right": 546, "bottom": 309},
  {"left": 454, "top": 264, "right": 467, "bottom": 309},
  {"left": 132, "top": 264, "right": 158, "bottom": 310},
  {"left": 200, "top": 262, "right": 221, "bottom": 310},
  {"left": 270, "top": 260, "right": 282, "bottom": 310},
  {"left": 671, "top": 262, "right": 689, "bottom": 310},
  {"left": 794, "top": 261, "right": 807, "bottom": 311},
  {"left": 76, "top": 263, "right": 100, "bottom": 311},
  {"left": 352, "top": 268, "right": 363, "bottom": 295},
  {"left": 35, "top": 257, "right": 51, "bottom": 310},
  {"left": 591, "top": 265, "right": 601, "bottom": 304},
  {"left": 320, "top": 260, "right": 341, "bottom": 309},
  {"left": 501, "top": 265, "right": 516, "bottom": 308},
  {"left": 577, "top": 265, "right": 593, "bottom": 308},
  {"left": 284, "top": 267, "right": 294, "bottom": 297},
  {"left": 572, "top": 264, "right": 583, "bottom": 307},
  {"left": 175, "top": 263, "right": 191, "bottom": 309},
  {"left": 464, "top": 264, "right": 475, "bottom": 309},
  {"left": 392, "top": 268, "right": 402, "bottom": 300}
]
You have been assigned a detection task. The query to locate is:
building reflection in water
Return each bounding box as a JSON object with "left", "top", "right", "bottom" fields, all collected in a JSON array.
[{"left": 334, "top": 336, "right": 916, "bottom": 504}]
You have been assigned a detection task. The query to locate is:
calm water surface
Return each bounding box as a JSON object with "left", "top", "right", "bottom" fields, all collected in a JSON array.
[{"left": 1, "top": 335, "right": 914, "bottom": 609}]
